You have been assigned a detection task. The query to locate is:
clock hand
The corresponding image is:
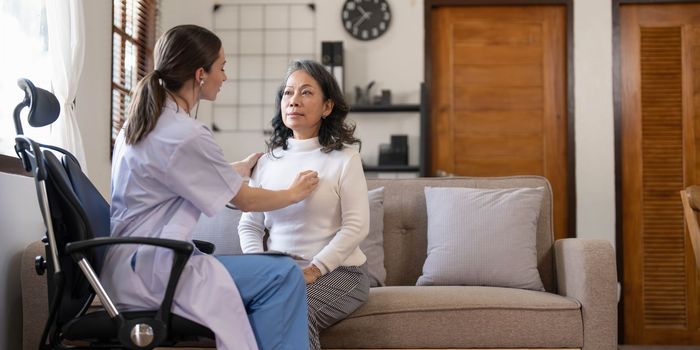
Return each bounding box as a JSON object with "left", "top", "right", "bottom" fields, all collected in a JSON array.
[
  {"left": 353, "top": 12, "right": 370, "bottom": 28},
  {"left": 357, "top": 5, "right": 367, "bottom": 16}
]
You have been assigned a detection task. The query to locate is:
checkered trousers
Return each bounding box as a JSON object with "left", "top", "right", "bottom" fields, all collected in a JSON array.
[{"left": 306, "top": 264, "right": 370, "bottom": 350}]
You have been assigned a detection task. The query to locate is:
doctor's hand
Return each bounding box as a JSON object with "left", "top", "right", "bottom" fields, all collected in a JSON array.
[
  {"left": 288, "top": 170, "right": 319, "bottom": 203},
  {"left": 231, "top": 152, "right": 263, "bottom": 178}
]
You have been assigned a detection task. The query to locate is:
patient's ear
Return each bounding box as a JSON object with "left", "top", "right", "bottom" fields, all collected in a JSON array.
[{"left": 323, "top": 100, "right": 334, "bottom": 117}]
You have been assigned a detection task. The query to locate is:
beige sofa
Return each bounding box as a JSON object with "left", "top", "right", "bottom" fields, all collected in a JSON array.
[{"left": 22, "top": 176, "right": 617, "bottom": 350}]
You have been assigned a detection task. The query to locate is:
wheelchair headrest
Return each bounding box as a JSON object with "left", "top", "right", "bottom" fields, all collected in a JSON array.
[{"left": 14, "top": 78, "right": 60, "bottom": 133}]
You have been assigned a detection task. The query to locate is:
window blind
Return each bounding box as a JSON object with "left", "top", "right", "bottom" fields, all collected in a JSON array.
[{"left": 111, "top": 0, "right": 157, "bottom": 148}]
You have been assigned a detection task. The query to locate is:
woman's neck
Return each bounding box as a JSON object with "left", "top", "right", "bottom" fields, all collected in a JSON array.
[
  {"left": 292, "top": 129, "right": 320, "bottom": 140},
  {"left": 172, "top": 81, "right": 198, "bottom": 114}
]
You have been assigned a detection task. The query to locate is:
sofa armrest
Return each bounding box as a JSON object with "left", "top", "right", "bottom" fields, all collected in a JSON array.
[
  {"left": 22, "top": 240, "right": 48, "bottom": 350},
  {"left": 554, "top": 238, "right": 617, "bottom": 350}
]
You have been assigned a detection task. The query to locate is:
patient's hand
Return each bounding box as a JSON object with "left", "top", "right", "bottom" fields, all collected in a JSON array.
[
  {"left": 231, "top": 152, "right": 263, "bottom": 178},
  {"left": 303, "top": 264, "right": 322, "bottom": 284},
  {"left": 288, "top": 170, "right": 319, "bottom": 203}
]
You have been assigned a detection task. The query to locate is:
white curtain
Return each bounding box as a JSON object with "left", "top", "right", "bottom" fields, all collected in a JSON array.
[{"left": 47, "top": 0, "right": 87, "bottom": 171}]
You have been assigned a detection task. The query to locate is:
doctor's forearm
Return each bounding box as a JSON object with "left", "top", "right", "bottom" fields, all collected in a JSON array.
[{"left": 230, "top": 185, "right": 295, "bottom": 212}]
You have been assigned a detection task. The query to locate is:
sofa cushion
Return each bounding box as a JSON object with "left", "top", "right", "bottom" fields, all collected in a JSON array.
[
  {"left": 320, "top": 286, "right": 583, "bottom": 349},
  {"left": 417, "top": 186, "right": 545, "bottom": 291},
  {"left": 360, "top": 187, "right": 386, "bottom": 287}
]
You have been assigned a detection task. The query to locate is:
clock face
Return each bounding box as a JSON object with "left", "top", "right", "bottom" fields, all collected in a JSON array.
[{"left": 341, "top": 0, "right": 391, "bottom": 41}]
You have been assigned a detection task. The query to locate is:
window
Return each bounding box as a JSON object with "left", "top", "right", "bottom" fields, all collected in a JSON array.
[
  {"left": 0, "top": 0, "right": 51, "bottom": 158},
  {"left": 111, "top": 0, "right": 157, "bottom": 148}
]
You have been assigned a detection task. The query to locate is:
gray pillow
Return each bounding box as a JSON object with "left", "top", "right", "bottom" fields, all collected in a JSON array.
[
  {"left": 417, "top": 186, "right": 545, "bottom": 291},
  {"left": 192, "top": 205, "right": 243, "bottom": 255},
  {"left": 361, "top": 187, "right": 386, "bottom": 287}
]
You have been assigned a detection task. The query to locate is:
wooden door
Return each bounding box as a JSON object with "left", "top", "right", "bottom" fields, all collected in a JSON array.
[
  {"left": 430, "top": 6, "right": 568, "bottom": 239},
  {"left": 621, "top": 3, "right": 700, "bottom": 344}
]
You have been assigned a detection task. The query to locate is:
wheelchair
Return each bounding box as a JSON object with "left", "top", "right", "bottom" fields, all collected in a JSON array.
[{"left": 13, "top": 79, "right": 215, "bottom": 349}]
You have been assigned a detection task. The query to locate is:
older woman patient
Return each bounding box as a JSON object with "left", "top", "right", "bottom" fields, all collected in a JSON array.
[{"left": 238, "top": 59, "right": 370, "bottom": 350}]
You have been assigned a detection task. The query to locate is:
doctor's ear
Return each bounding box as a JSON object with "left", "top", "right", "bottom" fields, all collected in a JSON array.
[{"left": 196, "top": 68, "right": 206, "bottom": 86}]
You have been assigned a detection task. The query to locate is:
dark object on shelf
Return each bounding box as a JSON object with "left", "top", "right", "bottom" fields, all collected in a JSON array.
[
  {"left": 379, "top": 134, "right": 408, "bottom": 166},
  {"left": 354, "top": 81, "right": 375, "bottom": 106},
  {"left": 364, "top": 165, "right": 419, "bottom": 172},
  {"left": 349, "top": 104, "right": 419, "bottom": 112},
  {"left": 381, "top": 89, "right": 391, "bottom": 105},
  {"left": 321, "top": 41, "right": 344, "bottom": 92},
  {"left": 372, "top": 89, "right": 392, "bottom": 105}
]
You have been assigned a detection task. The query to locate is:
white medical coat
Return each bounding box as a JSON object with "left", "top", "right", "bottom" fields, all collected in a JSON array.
[{"left": 101, "top": 99, "right": 258, "bottom": 350}]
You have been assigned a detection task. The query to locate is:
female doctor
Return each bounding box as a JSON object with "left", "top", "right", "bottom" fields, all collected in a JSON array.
[{"left": 100, "top": 25, "right": 315, "bottom": 350}]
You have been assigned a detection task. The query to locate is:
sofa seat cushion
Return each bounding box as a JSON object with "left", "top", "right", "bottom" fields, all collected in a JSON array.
[{"left": 320, "top": 286, "right": 583, "bottom": 349}]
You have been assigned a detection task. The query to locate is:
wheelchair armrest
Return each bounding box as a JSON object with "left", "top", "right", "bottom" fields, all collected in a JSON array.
[
  {"left": 193, "top": 239, "right": 215, "bottom": 254},
  {"left": 65, "top": 236, "right": 193, "bottom": 256},
  {"left": 65, "top": 237, "right": 194, "bottom": 328}
]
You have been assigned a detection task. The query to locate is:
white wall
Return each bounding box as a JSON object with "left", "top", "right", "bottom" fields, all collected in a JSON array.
[
  {"left": 573, "top": 0, "right": 616, "bottom": 244},
  {"left": 76, "top": 0, "right": 113, "bottom": 199}
]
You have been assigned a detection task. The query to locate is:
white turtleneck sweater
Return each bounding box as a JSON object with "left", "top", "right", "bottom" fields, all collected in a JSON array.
[{"left": 237, "top": 137, "right": 369, "bottom": 274}]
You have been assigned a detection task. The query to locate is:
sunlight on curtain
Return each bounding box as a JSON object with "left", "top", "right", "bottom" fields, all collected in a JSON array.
[
  {"left": 47, "top": 0, "right": 87, "bottom": 171},
  {"left": 0, "top": 0, "right": 52, "bottom": 156}
]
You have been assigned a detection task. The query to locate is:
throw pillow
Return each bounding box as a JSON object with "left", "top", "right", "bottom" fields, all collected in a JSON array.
[
  {"left": 361, "top": 187, "right": 386, "bottom": 287},
  {"left": 192, "top": 205, "right": 243, "bottom": 255},
  {"left": 416, "top": 186, "right": 545, "bottom": 291}
]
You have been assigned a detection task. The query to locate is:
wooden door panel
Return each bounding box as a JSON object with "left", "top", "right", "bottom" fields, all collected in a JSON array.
[
  {"left": 454, "top": 45, "right": 543, "bottom": 65},
  {"left": 454, "top": 64, "right": 543, "bottom": 87},
  {"left": 452, "top": 22, "right": 542, "bottom": 45},
  {"left": 455, "top": 135, "right": 542, "bottom": 158},
  {"left": 454, "top": 158, "right": 543, "bottom": 177},
  {"left": 454, "top": 86, "right": 543, "bottom": 110},
  {"left": 453, "top": 111, "right": 543, "bottom": 135},
  {"left": 621, "top": 3, "right": 700, "bottom": 344},
  {"left": 431, "top": 5, "right": 568, "bottom": 239}
]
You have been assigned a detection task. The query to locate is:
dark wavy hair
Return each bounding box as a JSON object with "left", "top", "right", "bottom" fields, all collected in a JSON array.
[
  {"left": 124, "top": 25, "right": 221, "bottom": 145},
  {"left": 267, "top": 60, "right": 360, "bottom": 155}
]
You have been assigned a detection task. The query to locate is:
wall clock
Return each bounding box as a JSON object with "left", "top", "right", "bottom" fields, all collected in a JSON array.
[{"left": 341, "top": 0, "right": 391, "bottom": 41}]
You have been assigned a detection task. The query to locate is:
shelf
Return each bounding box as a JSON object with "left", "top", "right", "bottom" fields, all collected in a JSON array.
[
  {"left": 363, "top": 165, "right": 420, "bottom": 173},
  {"left": 349, "top": 104, "right": 420, "bottom": 113}
]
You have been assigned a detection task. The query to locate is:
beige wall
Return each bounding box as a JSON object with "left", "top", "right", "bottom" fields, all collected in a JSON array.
[
  {"left": 76, "top": 0, "right": 113, "bottom": 199},
  {"left": 573, "top": 0, "right": 616, "bottom": 244}
]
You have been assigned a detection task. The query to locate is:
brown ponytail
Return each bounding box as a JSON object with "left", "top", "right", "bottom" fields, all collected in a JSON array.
[
  {"left": 124, "top": 25, "right": 222, "bottom": 145},
  {"left": 124, "top": 71, "right": 166, "bottom": 144}
]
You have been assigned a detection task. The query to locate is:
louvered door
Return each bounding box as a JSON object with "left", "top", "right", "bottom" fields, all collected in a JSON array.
[
  {"left": 621, "top": 3, "right": 700, "bottom": 344},
  {"left": 430, "top": 6, "right": 569, "bottom": 240}
]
